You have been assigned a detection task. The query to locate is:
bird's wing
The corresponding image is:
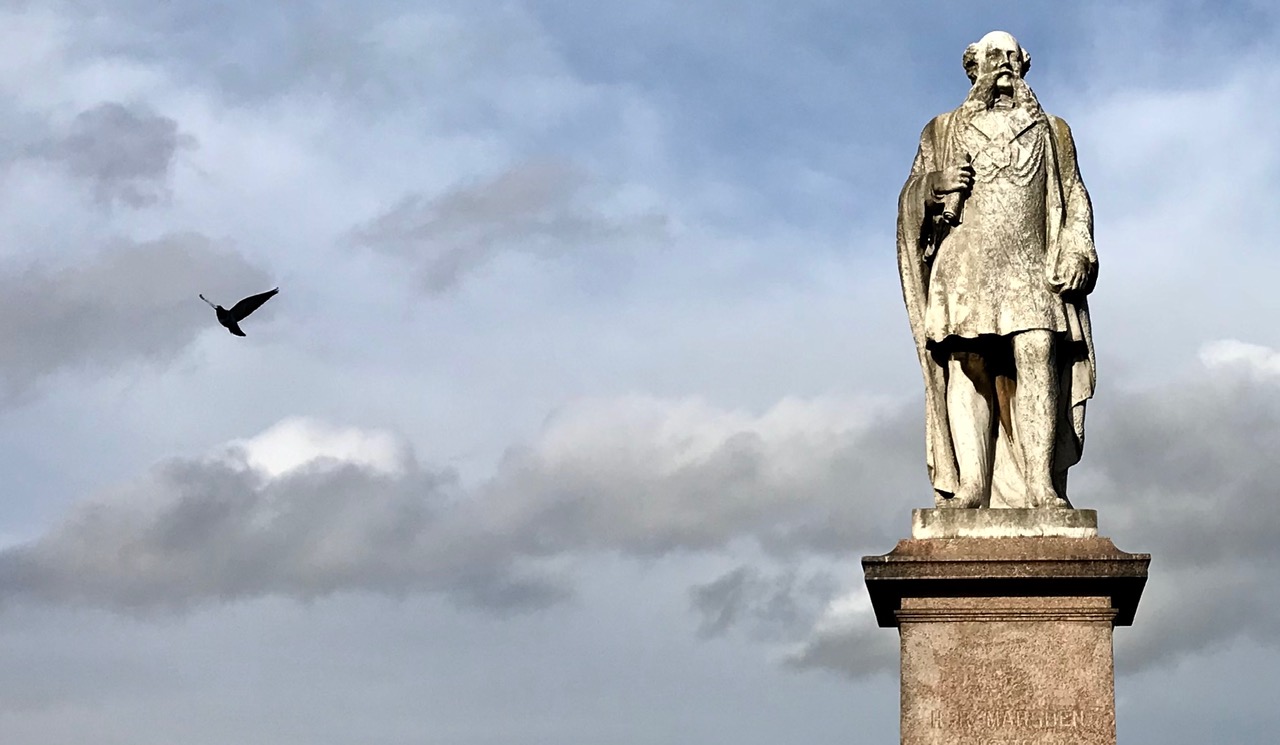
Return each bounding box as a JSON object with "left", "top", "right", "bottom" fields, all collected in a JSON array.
[
  {"left": 228, "top": 288, "right": 278, "bottom": 321},
  {"left": 198, "top": 293, "right": 218, "bottom": 310}
]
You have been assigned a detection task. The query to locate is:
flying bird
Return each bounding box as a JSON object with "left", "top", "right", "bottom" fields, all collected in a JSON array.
[{"left": 200, "top": 287, "right": 278, "bottom": 336}]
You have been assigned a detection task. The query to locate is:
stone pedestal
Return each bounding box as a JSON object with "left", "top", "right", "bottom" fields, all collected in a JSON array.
[{"left": 863, "top": 509, "right": 1149, "bottom": 745}]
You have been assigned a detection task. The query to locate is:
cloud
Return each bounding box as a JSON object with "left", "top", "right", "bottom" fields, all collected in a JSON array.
[
  {"left": 1084, "top": 339, "right": 1280, "bottom": 671},
  {"left": 0, "top": 417, "right": 567, "bottom": 614},
  {"left": 33, "top": 102, "right": 196, "bottom": 208},
  {"left": 689, "top": 565, "right": 838, "bottom": 640},
  {"left": 8, "top": 340, "right": 1280, "bottom": 678},
  {"left": 0, "top": 395, "right": 910, "bottom": 615},
  {"left": 350, "top": 160, "right": 666, "bottom": 292},
  {"left": 231, "top": 417, "right": 412, "bottom": 478},
  {"left": 770, "top": 339, "right": 1280, "bottom": 679},
  {"left": 687, "top": 565, "right": 896, "bottom": 680},
  {"left": 1198, "top": 339, "right": 1280, "bottom": 380},
  {"left": 0, "top": 232, "right": 270, "bottom": 399},
  {"left": 475, "top": 394, "right": 915, "bottom": 557},
  {"left": 782, "top": 590, "right": 897, "bottom": 678}
]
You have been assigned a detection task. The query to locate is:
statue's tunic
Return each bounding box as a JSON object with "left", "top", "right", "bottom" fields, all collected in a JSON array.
[
  {"left": 925, "top": 106, "right": 1069, "bottom": 342},
  {"left": 896, "top": 101, "right": 1097, "bottom": 502}
]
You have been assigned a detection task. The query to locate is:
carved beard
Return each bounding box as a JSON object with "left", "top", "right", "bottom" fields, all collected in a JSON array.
[{"left": 963, "top": 71, "right": 1044, "bottom": 119}]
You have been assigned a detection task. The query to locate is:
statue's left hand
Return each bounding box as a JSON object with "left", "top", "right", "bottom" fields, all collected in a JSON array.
[{"left": 1055, "top": 253, "right": 1094, "bottom": 293}]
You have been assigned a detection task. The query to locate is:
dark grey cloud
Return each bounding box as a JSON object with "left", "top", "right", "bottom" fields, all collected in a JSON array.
[
  {"left": 690, "top": 565, "right": 838, "bottom": 640},
  {"left": 688, "top": 564, "right": 897, "bottom": 679},
  {"left": 34, "top": 102, "right": 196, "bottom": 208},
  {"left": 783, "top": 611, "right": 898, "bottom": 679},
  {"left": 351, "top": 161, "right": 667, "bottom": 292},
  {"left": 0, "top": 233, "right": 270, "bottom": 399}
]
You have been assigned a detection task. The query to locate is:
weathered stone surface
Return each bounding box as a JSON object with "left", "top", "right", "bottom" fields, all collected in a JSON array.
[
  {"left": 863, "top": 536, "right": 1149, "bottom": 745},
  {"left": 912, "top": 508, "right": 1098, "bottom": 539},
  {"left": 900, "top": 595, "right": 1116, "bottom": 745},
  {"left": 897, "top": 30, "right": 1099, "bottom": 510}
]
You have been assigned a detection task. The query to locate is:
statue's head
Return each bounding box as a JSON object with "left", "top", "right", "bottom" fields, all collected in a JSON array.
[{"left": 962, "top": 31, "right": 1031, "bottom": 89}]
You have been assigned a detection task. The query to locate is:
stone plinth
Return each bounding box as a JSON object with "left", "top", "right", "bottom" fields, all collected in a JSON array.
[
  {"left": 913, "top": 508, "right": 1098, "bottom": 539},
  {"left": 863, "top": 510, "right": 1149, "bottom": 745}
]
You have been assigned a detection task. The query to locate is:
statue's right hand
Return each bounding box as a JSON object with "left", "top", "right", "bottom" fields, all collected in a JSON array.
[{"left": 928, "top": 165, "right": 974, "bottom": 197}]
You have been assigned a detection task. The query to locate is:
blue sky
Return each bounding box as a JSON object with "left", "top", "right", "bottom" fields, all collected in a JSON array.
[{"left": 1, "top": 1, "right": 1279, "bottom": 743}]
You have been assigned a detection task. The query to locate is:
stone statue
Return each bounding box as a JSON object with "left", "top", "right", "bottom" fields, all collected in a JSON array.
[{"left": 897, "top": 31, "right": 1097, "bottom": 509}]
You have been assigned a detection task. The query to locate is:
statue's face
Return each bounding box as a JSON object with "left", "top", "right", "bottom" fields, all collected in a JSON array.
[{"left": 976, "top": 32, "right": 1023, "bottom": 93}]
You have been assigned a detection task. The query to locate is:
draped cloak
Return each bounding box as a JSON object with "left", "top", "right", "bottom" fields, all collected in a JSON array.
[{"left": 896, "top": 106, "right": 1097, "bottom": 505}]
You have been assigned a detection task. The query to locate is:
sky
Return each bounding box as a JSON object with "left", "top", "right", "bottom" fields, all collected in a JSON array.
[{"left": 0, "top": 1, "right": 1279, "bottom": 743}]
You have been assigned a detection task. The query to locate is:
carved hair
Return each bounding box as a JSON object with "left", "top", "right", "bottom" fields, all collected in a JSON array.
[{"left": 962, "top": 40, "right": 1031, "bottom": 83}]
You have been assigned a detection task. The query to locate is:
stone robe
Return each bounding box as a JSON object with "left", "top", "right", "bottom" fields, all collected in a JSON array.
[{"left": 896, "top": 102, "right": 1097, "bottom": 505}]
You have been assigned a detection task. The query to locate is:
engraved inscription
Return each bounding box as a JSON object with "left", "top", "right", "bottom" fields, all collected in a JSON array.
[
  {"left": 950, "top": 739, "right": 1097, "bottom": 745},
  {"left": 928, "top": 706, "right": 1107, "bottom": 731}
]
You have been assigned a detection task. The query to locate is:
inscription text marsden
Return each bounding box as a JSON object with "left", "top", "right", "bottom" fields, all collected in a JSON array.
[{"left": 928, "top": 706, "right": 1109, "bottom": 731}]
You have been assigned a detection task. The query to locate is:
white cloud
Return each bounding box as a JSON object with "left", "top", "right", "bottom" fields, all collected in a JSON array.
[
  {"left": 229, "top": 417, "right": 412, "bottom": 478},
  {"left": 1198, "top": 339, "right": 1280, "bottom": 379},
  {"left": 478, "top": 394, "right": 911, "bottom": 556}
]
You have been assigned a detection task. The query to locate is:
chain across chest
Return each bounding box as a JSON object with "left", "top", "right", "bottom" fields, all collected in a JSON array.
[{"left": 953, "top": 111, "right": 1046, "bottom": 186}]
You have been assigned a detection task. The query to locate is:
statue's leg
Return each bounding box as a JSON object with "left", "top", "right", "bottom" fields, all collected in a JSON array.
[
  {"left": 946, "top": 350, "right": 996, "bottom": 508},
  {"left": 1011, "top": 330, "right": 1069, "bottom": 508}
]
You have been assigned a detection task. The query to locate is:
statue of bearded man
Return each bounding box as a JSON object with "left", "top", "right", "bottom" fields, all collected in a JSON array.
[{"left": 897, "top": 31, "right": 1097, "bottom": 509}]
